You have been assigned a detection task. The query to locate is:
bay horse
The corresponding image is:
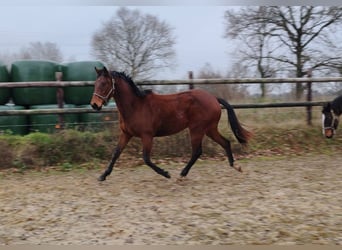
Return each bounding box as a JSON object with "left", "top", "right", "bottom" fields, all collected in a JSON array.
[
  {"left": 90, "top": 67, "right": 253, "bottom": 181},
  {"left": 322, "top": 95, "right": 342, "bottom": 138}
]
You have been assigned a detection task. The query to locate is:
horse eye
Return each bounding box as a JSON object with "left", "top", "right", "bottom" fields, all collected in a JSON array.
[
  {"left": 99, "top": 81, "right": 107, "bottom": 88},
  {"left": 324, "top": 115, "right": 332, "bottom": 125}
]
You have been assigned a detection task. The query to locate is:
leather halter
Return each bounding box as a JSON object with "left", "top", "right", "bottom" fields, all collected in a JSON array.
[
  {"left": 322, "top": 112, "right": 338, "bottom": 135},
  {"left": 92, "top": 78, "right": 115, "bottom": 105}
]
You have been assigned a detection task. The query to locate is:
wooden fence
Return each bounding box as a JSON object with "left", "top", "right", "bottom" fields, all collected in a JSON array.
[{"left": 1, "top": 76, "right": 342, "bottom": 125}]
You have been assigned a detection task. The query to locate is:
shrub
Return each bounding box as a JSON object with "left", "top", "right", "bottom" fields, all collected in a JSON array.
[{"left": 0, "top": 140, "right": 14, "bottom": 169}]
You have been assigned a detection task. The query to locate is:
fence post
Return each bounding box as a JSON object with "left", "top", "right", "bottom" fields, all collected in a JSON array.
[
  {"left": 188, "top": 71, "right": 194, "bottom": 89},
  {"left": 306, "top": 68, "right": 313, "bottom": 126},
  {"left": 55, "top": 72, "right": 64, "bottom": 130}
]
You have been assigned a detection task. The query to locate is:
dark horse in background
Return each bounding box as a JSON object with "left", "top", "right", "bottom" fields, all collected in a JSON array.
[
  {"left": 91, "top": 67, "right": 253, "bottom": 181},
  {"left": 322, "top": 95, "right": 342, "bottom": 138}
]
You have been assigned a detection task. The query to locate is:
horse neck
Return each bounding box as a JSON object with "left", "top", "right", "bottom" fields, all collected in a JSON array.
[
  {"left": 113, "top": 79, "right": 141, "bottom": 118},
  {"left": 332, "top": 98, "right": 342, "bottom": 116}
]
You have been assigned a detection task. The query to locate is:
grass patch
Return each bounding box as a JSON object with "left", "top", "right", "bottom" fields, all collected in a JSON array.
[{"left": 0, "top": 113, "right": 341, "bottom": 172}]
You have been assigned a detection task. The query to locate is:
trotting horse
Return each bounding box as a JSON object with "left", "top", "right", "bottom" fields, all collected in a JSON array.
[
  {"left": 90, "top": 67, "right": 253, "bottom": 181},
  {"left": 322, "top": 95, "right": 342, "bottom": 138}
]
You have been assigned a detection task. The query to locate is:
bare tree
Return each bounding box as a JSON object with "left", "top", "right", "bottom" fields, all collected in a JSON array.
[
  {"left": 225, "top": 7, "right": 278, "bottom": 98},
  {"left": 197, "top": 62, "right": 246, "bottom": 101},
  {"left": 197, "top": 62, "right": 222, "bottom": 79},
  {"left": 91, "top": 7, "right": 176, "bottom": 80},
  {"left": 19, "top": 41, "right": 63, "bottom": 62},
  {"left": 224, "top": 6, "right": 342, "bottom": 100},
  {"left": 0, "top": 52, "right": 14, "bottom": 66}
]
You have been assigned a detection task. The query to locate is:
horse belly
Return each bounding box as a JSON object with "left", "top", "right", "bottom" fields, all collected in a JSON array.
[{"left": 155, "top": 112, "right": 188, "bottom": 137}]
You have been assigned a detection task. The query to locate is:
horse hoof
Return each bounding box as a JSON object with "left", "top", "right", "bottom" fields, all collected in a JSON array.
[
  {"left": 164, "top": 171, "right": 171, "bottom": 179},
  {"left": 177, "top": 176, "right": 187, "bottom": 182},
  {"left": 98, "top": 175, "right": 106, "bottom": 181},
  {"left": 232, "top": 165, "right": 243, "bottom": 173}
]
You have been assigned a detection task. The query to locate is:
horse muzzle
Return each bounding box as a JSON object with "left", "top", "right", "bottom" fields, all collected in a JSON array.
[
  {"left": 90, "top": 95, "right": 104, "bottom": 111},
  {"left": 324, "top": 128, "right": 334, "bottom": 139},
  {"left": 91, "top": 102, "right": 102, "bottom": 111}
]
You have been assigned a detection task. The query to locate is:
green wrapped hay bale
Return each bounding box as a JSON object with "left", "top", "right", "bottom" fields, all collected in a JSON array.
[
  {"left": 29, "top": 104, "right": 79, "bottom": 133},
  {"left": 0, "top": 64, "right": 11, "bottom": 105},
  {"left": 78, "top": 102, "right": 117, "bottom": 131},
  {"left": 62, "top": 61, "right": 104, "bottom": 105},
  {"left": 11, "top": 60, "right": 59, "bottom": 106},
  {"left": 0, "top": 105, "right": 28, "bottom": 135}
]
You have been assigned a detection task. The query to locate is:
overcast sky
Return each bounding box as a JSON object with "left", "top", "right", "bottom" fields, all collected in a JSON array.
[
  {"left": 1, "top": 0, "right": 339, "bottom": 80},
  {"left": 0, "top": 5, "right": 242, "bottom": 79}
]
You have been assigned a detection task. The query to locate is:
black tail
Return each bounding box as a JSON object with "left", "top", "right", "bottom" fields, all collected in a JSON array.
[{"left": 217, "top": 98, "right": 253, "bottom": 144}]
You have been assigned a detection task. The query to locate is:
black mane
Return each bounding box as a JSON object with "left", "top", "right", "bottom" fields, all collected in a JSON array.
[
  {"left": 331, "top": 95, "right": 342, "bottom": 116},
  {"left": 111, "top": 71, "right": 151, "bottom": 97}
]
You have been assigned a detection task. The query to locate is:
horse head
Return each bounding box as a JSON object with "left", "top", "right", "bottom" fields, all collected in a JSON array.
[
  {"left": 90, "top": 66, "right": 114, "bottom": 111},
  {"left": 322, "top": 102, "right": 339, "bottom": 138}
]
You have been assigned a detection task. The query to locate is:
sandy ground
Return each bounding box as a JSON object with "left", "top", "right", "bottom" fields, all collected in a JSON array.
[{"left": 0, "top": 153, "right": 341, "bottom": 245}]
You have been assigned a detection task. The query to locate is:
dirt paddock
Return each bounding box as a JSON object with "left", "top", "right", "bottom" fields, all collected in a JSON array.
[{"left": 0, "top": 153, "right": 341, "bottom": 245}]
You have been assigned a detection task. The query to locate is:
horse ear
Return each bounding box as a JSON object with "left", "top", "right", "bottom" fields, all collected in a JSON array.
[
  {"left": 326, "top": 102, "right": 331, "bottom": 111},
  {"left": 323, "top": 102, "right": 331, "bottom": 113},
  {"left": 103, "top": 66, "right": 108, "bottom": 73}
]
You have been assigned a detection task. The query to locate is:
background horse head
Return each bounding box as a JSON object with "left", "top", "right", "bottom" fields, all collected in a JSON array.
[{"left": 322, "top": 95, "right": 342, "bottom": 138}]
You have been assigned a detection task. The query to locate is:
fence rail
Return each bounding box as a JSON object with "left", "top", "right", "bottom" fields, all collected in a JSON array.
[
  {"left": 0, "top": 101, "right": 327, "bottom": 116},
  {"left": 0, "top": 76, "right": 342, "bottom": 88},
  {"left": 1, "top": 77, "right": 341, "bottom": 125}
]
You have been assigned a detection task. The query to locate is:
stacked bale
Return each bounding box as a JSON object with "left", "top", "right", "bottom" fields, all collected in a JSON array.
[
  {"left": 10, "top": 60, "right": 80, "bottom": 133},
  {"left": 0, "top": 105, "right": 28, "bottom": 135},
  {"left": 29, "top": 104, "right": 78, "bottom": 133},
  {"left": 0, "top": 64, "right": 28, "bottom": 135},
  {"left": 0, "top": 64, "right": 10, "bottom": 104},
  {"left": 11, "top": 60, "right": 59, "bottom": 106},
  {"left": 0, "top": 60, "right": 114, "bottom": 134}
]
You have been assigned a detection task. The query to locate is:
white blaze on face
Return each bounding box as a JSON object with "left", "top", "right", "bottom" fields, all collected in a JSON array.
[{"left": 322, "top": 113, "right": 326, "bottom": 135}]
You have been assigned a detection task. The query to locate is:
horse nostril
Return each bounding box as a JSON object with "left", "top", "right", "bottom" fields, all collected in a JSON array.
[
  {"left": 91, "top": 103, "right": 101, "bottom": 111},
  {"left": 325, "top": 130, "right": 333, "bottom": 139}
]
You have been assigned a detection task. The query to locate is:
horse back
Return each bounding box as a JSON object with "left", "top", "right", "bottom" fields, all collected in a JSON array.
[
  {"left": 147, "top": 89, "right": 220, "bottom": 116},
  {"left": 145, "top": 89, "right": 221, "bottom": 136}
]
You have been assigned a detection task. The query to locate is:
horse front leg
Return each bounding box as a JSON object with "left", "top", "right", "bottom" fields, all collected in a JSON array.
[
  {"left": 179, "top": 146, "right": 202, "bottom": 177},
  {"left": 98, "top": 132, "right": 131, "bottom": 181},
  {"left": 141, "top": 135, "right": 171, "bottom": 179}
]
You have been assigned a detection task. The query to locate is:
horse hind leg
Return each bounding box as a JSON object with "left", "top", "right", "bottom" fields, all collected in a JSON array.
[
  {"left": 206, "top": 127, "right": 242, "bottom": 172},
  {"left": 179, "top": 131, "right": 204, "bottom": 178}
]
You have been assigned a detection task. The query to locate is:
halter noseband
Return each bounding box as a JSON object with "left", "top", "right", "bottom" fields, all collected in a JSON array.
[
  {"left": 92, "top": 78, "right": 115, "bottom": 104},
  {"left": 322, "top": 112, "right": 338, "bottom": 134}
]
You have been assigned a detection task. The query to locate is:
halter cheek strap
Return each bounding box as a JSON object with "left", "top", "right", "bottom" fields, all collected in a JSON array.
[{"left": 322, "top": 113, "right": 338, "bottom": 135}]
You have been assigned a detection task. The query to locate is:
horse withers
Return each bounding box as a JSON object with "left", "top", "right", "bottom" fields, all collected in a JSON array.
[
  {"left": 322, "top": 95, "right": 342, "bottom": 138},
  {"left": 90, "top": 67, "right": 253, "bottom": 181}
]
